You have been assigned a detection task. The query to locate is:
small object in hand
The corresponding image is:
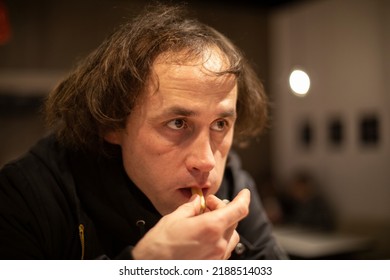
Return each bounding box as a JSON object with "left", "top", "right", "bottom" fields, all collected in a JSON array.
[{"left": 191, "top": 188, "right": 206, "bottom": 213}]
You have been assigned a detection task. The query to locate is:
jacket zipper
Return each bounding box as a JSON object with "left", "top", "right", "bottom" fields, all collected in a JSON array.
[{"left": 78, "top": 224, "right": 85, "bottom": 260}]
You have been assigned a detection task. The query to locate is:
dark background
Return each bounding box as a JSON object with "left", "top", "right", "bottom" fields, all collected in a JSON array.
[{"left": 1, "top": 0, "right": 389, "bottom": 259}]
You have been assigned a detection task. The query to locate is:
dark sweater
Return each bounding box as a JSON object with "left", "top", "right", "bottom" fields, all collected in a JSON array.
[{"left": 0, "top": 135, "right": 286, "bottom": 259}]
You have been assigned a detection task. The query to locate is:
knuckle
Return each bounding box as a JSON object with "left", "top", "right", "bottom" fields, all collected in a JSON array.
[
  {"left": 213, "top": 240, "right": 228, "bottom": 258},
  {"left": 232, "top": 230, "right": 240, "bottom": 244},
  {"left": 202, "top": 220, "right": 223, "bottom": 237}
]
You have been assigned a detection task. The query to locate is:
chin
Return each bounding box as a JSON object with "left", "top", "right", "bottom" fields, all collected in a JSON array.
[
  {"left": 158, "top": 206, "right": 177, "bottom": 216},
  {"left": 154, "top": 188, "right": 199, "bottom": 216},
  {"left": 154, "top": 200, "right": 183, "bottom": 216}
]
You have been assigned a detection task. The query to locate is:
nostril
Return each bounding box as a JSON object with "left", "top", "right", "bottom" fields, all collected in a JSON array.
[
  {"left": 187, "top": 156, "right": 215, "bottom": 174},
  {"left": 185, "top": 136, "right": 216, "bottom": 173}
]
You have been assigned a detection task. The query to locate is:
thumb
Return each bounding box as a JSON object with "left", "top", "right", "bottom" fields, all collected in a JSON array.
[{"left": 170, "top": 194, "right": 202, "bottom": 219}]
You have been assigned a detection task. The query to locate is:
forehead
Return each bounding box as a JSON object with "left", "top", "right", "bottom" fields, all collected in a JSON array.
[
  {"left": 149, "top": 65, "right": 236, "bottom": 103},
  {"left": 145, "top": 48, "right": 236, "bottom": 94},
  {"left": 134, "top": 48, "right": 237, "bottom": 114},
  {"left": 153, "top": 47, "right": 231, "bottom": 75}
]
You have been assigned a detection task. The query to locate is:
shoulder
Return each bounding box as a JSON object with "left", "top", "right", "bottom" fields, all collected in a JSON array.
[
  {"left": 0, "top": 134, "right": 79, "bottom": 220},
  {"left": 1, "top": 135, "right": 67, "bottom": 190},
  {"left": 0, "top": 135, "right": 80, "bottom": 258},
  {"left": 0, "top": 134, "right": 76, "bottom": 211}
]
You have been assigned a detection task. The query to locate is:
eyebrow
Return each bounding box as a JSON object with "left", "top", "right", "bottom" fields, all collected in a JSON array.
[
  {"left": 167, "top": 106, "right": 197, "bottom": 117},
  {"left": 164, "top": 106, "right": 237, "bottom": 118}
]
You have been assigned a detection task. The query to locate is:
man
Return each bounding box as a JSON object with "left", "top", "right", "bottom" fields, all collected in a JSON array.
[{"left": 0, "top": 4, "right": 286, "bottom": 259}]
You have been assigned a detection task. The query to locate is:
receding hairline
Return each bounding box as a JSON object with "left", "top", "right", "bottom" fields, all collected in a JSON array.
[
  {"left": 153, "top": 45, "right": 233, "bottom": 70},
  {"left": 141, "top": 47, "right": 238, "bottom": 100}
]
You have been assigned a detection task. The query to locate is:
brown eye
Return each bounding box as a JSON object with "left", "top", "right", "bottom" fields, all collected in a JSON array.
[
  {"left": 167, "top": 119, "right": 187, "bottom": 130},
  {"left": 211, "top": 119, "right": 228, "bottom": 131}
]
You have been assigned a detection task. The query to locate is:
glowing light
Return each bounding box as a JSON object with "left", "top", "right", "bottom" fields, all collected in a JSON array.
[{"left": 289, "top": 69, "right": 310, "bottom": 96}]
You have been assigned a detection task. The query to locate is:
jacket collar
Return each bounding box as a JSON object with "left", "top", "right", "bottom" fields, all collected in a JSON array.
[{"left": 67, "top": 144, "right": 161, "bottom": 257}]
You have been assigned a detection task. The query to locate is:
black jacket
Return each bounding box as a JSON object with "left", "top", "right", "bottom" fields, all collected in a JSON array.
[{"left": 0, "top": 135, "right": 286, "bottom": 260}]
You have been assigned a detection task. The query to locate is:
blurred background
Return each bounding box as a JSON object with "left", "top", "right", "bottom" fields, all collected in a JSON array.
[{"left": 0, "top": 0, "right": 389, "bottom": 259}]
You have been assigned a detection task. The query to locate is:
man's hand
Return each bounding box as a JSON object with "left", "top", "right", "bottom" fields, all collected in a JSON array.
[{"left": 131, "top": 188, "right": 250, "bottom": 259}]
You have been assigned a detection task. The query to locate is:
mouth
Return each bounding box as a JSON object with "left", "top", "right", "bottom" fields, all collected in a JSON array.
[{"left": 179, "top": 187, "right": 208, "bottom": 199}]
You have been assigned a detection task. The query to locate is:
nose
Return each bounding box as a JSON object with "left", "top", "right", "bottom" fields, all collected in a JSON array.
[{"left": 185, "top": 131, "right": 216, "bottom": 174}]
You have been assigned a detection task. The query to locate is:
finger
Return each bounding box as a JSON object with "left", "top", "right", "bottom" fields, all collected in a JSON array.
[
  {"left": 206, "top": 195, "right": 228, "bottom": 211},
  {"left": 207, "top": 188, "right": 251, "bottom": 228},
  {"left": 222, "top": 199, "right": 230, "bottom": 204},
  {"left": 223, "top": 221, "right": 237, "bottom": 243},
  {"left": 224, "top": 230, "right": 240, "bottom": 259},
  {"left": 208, "top": 188, "right": 249, "bottom": 211},
  {"left": 169, "top": 194, "right": 202, "bottom": 219},
  {"left": 206, "top": 194, "right": 238, "bottom": 245}
]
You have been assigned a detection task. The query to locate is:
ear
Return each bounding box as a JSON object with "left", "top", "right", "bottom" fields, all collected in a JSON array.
[{"left": 103, "top": 130, "right": 122, "bottom": 145}]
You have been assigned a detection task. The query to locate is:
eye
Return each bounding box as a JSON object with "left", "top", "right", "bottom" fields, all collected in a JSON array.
[
  {"left": 167, "top": 119, "right": 188, "bottom": 130},
  {"left": 211, "top": 119, "right": 228, "bottom": 132}
]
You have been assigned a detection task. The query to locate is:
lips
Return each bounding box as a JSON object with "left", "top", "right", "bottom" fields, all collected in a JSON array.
[
  {"left": 179, "top": 186, "right": 208, "bottom": 199},
  {"left": 179, "top": 187, "right": 193, "bottom": 199}
]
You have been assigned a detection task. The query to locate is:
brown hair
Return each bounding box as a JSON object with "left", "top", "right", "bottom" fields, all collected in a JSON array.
[{"left": 45, "top": 4, "right": 268, "bottom": 153}]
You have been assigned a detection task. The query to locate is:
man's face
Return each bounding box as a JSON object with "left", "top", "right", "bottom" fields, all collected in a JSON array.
[{"left": 108, "top": 50, "right": 237, "bottom": 215}]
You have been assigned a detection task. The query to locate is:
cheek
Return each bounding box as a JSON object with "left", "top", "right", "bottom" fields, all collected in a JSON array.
[
  {"left": 120, "top": 131, "right": 176, "bottom": 188},
  {"left": 218, "top": 130, "right": 234, "bottom": 158},
  {"left": 121, "top": 132, "right": 157, "bottom": 173},
  {"left": 215, "top": 132, "right": 234, "bottom": 177}
]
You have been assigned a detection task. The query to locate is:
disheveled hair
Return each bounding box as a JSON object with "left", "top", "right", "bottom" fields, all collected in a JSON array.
[{"left": 44, "top": 3, "right": 268, "bottom": 153}]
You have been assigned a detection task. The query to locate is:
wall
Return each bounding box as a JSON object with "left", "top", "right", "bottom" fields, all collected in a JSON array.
[{"left": 270, "top": 0, "right": 390, "bottom": 256}]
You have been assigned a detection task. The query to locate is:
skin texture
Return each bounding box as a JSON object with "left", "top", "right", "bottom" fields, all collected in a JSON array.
[
  {"left": 105, "top": 49, "right": 251, "bottom": 259},
  {"left": 132, "top": 189, "right": 250, "bottom": 260}
]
